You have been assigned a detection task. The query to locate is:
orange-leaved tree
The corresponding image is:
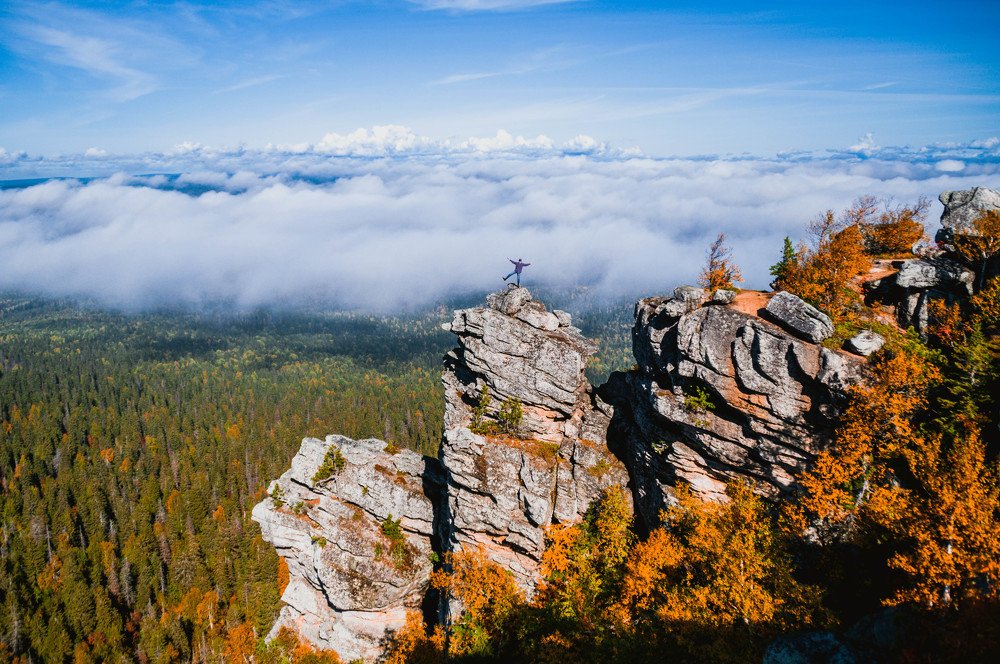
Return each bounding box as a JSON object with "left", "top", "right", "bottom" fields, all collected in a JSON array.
[
  {"left": 846, "top": 195, "right": 928, "bottom": 256},
  {"left": 380, "top": 611, "right": 446, "bottom": 664},
  {"left": 877, "top": 427, "right": 1000, "bottom": 610},
  {"left": 788, "top": 344, "right": 941, "bottom": 540},
  {"left": 779, "top": 210, "right": 872, "bottom": 318},
  {"left": 525, "top": 486, "right": 635, "bottom": 660},
  {"left": 699, "top": 233, "right": 744, "bottom": 292},
  {"left": 612, "top": 481, "right": 827, "bottom": 663},
  {"left": 429, "top": 546, "right": 524, "bottom": 658}
]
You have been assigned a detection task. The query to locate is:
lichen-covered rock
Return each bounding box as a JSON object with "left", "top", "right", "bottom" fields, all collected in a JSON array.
[
  {"left": 844, "top": 330, "right": 885, "bottom": 357},
  {"left": 602, "top": 288, "right": 862, "bottom": 527},
  {"left": 763, "top": 291, "right": 835, "bottom": 343},
  {"left": 251, "top": 435, "right": 439, "bottom": 662}
]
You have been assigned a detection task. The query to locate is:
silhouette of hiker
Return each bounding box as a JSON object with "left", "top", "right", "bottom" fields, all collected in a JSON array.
[{"left": 503, "top": 258, "right": 530, "bottom": 287}]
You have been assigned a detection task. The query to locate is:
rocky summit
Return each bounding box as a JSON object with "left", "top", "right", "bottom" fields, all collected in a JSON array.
[{"left": 439, "top": 287, "right": 629, "bottom": 590}]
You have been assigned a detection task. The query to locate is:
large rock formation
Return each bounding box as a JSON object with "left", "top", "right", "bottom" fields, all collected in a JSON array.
[
  {"left": 602, "top": 287, "right": 862, "bottom": 527},
  {"left": 439, "top": 286, "right": 629, "bottom": 589},
  {"left": 252, "top": 287, "right": 629, "bottom": 658},
  {"left": 251, "top": 436, "right": 441, "bottom": 662},
  {"left": 862, "top": 186, "right": 998, "bottom": 335}
]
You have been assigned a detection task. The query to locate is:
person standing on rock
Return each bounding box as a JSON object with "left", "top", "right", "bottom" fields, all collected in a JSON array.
[{"left": 503, "top": 258, "right": 530, "bottom": 286}]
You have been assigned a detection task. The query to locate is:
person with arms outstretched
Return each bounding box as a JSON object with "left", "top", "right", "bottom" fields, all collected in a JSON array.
[{"left": 503, "top": 258, "right": 530, "bottom": 286}]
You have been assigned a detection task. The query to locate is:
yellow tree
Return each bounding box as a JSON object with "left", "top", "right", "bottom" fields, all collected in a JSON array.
[
  {"left": 877, "top": 428, "right": 1000, "bottom": 609},
  {"left": 699, "top": 233, "right": 744, "bottom": 292},
  {"left": 613, "top": 482, "right": 826, "bottom": 662},
  {"left": 788, "top": 346, "right": 940, "bottom": 538},
  {"left": 380, "top": 611, "right": 446, "bottom": 664},
  {"left": 430, "top": 547, "right": 524, "bottom": 658},
  {"left": 846, "top": 195, "right": 928, "bottom": 256},
  {"left": 782, "top": 217, "right": 871, "bottom": 318}
]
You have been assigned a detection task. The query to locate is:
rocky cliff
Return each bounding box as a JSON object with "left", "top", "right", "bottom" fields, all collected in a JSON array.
[
  {"left": 251, "top": 436, "right": 441, "bottom": 661},
  {"left": 600, "top": 287, "right": 864, "bottom": 528},
  {"left": 253, "top": 187, "right": 1000, "bottom": 660},
  {"left": 438, "top": 287, "right": 629, "bottom": 589},
  {"left": 252, "top": 287, "right": 628, "bottom": 658}
]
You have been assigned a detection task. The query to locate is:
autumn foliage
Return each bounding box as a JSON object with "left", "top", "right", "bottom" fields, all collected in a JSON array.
[
  {"left": 698, "top": 232, "right": 744, "bottom": 292},
  {"left": 775, "top": 211, "right": 872, "bottom": 317}
]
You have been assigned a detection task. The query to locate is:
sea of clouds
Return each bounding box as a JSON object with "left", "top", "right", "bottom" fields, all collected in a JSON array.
[{"left": 2, "top": 127, "right": 999, "bottom": 311}]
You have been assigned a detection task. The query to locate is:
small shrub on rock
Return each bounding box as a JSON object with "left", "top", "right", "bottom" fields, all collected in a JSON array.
[{"left": 313, "top": 446, "right": 346, "bottom": 483}]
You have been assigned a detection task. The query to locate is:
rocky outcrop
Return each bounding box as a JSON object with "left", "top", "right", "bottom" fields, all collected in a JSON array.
[
  {"left": 252, "top": 436, "right": 441, "bottom": 662},
  {"left": 859, "top": 187, "right": 998, "bottom": 334},
  {"left": 439, "top": 286, "right": 629, "bottom": 590},
  {"left": 602, "top": 287, "right": 862, "bottom": 527},
  {"left": 938, "top": 187, "right": 1000, "bottom": 239},
  {"left": 864, "top": 256, "right": 975, "bottom": 334},
  {"left": 252, "top": 288, "right": 630, "bottom": 657}
]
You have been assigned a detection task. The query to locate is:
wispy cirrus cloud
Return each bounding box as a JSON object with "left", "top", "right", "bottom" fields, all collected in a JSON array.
[
  {"left": 409, "top": 0, "right": 578, "bottom": 12},
  {"left": 23, "top": 26, "right": 157, "bottom": 101},
  {"left": 214, "top": 74, "right": 287, "bottom": 95}
]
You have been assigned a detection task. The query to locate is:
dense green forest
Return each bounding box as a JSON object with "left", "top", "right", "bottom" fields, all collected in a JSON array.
[{"left": 0, "top": 291, "right": 632, "bottom": 662}]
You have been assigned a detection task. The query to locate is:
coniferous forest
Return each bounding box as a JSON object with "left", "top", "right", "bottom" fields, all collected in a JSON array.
[{"left": 0, "top": 292, "right": 631, "bottom": 662}]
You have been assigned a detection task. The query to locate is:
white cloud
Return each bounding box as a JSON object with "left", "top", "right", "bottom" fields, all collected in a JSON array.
[
  {"left": 313, "top": 125, "right": 436, "bottom": 156},
  {"left": 84, "top": 147, "right": 108, "bottom": 157},
  {"left": 2, "top": 142, "right": 998, "bottom": 312},
  {"left": 28, "top": 27, "right": 157, "bottom": 102},
  {"left": 935, "top": 159, "right": 965, "bottom": 172},
  {"left": 849, "top": 132, "right": 878, "bottom": 154}
]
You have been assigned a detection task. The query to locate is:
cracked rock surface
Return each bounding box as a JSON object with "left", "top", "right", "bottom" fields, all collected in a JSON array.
[
  {"left": 601, "top": 290, "right": 862, "bottom": 528},
  {"left": 252, "top": 435, "right": 439, "bottom": 663}
]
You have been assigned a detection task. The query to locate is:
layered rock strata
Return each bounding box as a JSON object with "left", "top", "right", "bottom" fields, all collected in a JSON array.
[{"left": 602, "top": 287, "right": 863, "bottom": 528}]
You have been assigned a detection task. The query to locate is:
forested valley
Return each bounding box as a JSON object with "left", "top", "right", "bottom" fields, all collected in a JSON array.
[{"left": 0, "top": 292, "right": 631, "bottom": 662}]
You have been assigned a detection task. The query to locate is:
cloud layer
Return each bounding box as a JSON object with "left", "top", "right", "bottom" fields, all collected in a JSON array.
[{"left": 2, "top": 130, "right": 999, "bottom": 311}]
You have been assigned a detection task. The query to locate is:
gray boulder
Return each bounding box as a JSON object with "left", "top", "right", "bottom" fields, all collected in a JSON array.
[
  {"left": 763, "top": 291, "right": 835, "bottom": 343},
  {"left": 896, "top": 258, "right": 974, "bottom": 293},
  {"left": 710, "top": 288, "right": 736, "bottom": 304},
  {"left": 844, "top": 330, "right": 885, "bottom": 356},
  {"left": 939, "top": 187, "right": 1000, "bottom": 233}
]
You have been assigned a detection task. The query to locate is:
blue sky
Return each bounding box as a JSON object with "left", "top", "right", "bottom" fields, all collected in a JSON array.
[{"left": 2, "top": 0, "right": 998, "bottom": 157}]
